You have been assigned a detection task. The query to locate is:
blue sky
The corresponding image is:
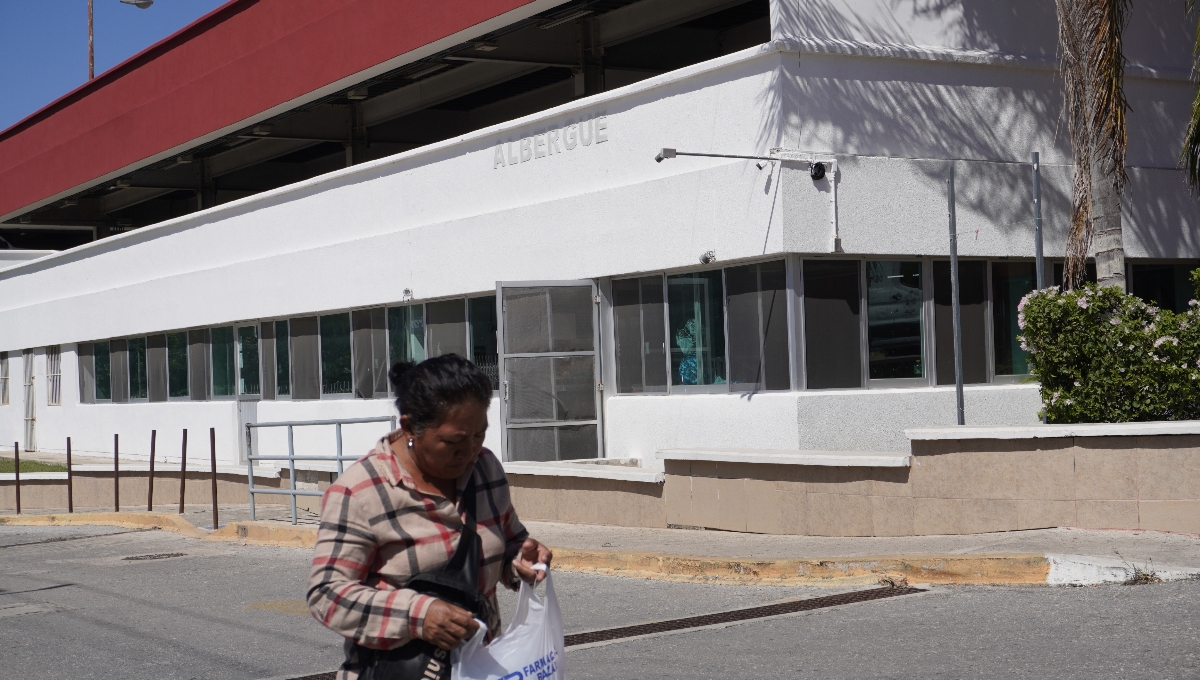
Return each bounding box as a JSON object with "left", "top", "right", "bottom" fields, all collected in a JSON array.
[{"left": 0, "top": 0, "right": 227, "bottom": 131}]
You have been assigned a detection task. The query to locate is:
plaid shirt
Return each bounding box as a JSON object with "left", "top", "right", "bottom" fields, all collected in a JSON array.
[{"left": 307, "top": 434, "right": 528, "bottom": 679}]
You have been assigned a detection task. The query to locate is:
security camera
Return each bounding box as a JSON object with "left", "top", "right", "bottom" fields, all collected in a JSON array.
[
  {"left": 810, "top": 162, "right": 826, "bottom": 181},
  {"left": 655, "top": 148, "right": 677, "bottom": 163}
]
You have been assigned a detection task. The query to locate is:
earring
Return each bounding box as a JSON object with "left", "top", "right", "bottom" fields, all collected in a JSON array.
[{"left": 407, "top": 438, "right": 414, "bottom": 450}]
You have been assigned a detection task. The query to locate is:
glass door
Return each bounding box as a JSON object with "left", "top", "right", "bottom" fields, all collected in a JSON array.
[{"left": 497, "top": 281, "right": 602, "bottom": 461}]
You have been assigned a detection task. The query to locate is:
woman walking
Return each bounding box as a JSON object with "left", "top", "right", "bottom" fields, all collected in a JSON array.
[{"left": 307, "top": 354, "right": 552, "bottom": 680}]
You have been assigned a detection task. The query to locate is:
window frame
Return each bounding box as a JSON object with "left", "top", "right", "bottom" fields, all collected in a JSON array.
[
  {"left": 862, "top": 257, "right": 932, "bottom": 389},
  {"left": 93, "top": 340, "right": 113, "bottom": 403},
  {"left": 318, "top": 312, "right": 355, "bottom": 400},
  {"left": 209, "top": 325, "right": 239, "bottom": 401}
]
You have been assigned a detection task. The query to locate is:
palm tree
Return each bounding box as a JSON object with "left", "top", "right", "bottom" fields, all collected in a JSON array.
[
  {"left": 1180, "top": 2, "right": 1200, "bottom": 196},
  {"left": 1055, "top": 0, "right": 1130, "bottom": 291}
]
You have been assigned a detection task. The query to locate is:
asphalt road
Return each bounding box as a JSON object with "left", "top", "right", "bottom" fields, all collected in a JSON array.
[{"left": 1, "top": 526, "right": 1197, "bottom": 679}]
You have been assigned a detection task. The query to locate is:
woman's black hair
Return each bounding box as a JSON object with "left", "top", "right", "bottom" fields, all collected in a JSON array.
[{"left": 389, "top": 354, "right": 493, "bottom": 434}]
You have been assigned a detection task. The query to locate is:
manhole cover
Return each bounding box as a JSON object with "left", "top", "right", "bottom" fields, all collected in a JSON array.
[{"left": 123, "top": 552, "right": 185, "bottom": 561}]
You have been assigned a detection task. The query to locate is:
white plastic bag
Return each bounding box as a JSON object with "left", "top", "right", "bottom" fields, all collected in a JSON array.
[{"left": 452, "top": 566, "right": 565, "bottom": 680}]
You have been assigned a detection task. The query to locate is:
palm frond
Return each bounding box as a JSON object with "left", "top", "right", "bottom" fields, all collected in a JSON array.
[{"left": 1055, "top": 0, "right": 1130, "bottom": 289}]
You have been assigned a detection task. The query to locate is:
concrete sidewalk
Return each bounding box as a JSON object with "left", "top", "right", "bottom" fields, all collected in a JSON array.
[{"left": 3, "top": 506, "right": 1199, "bottom": 586}]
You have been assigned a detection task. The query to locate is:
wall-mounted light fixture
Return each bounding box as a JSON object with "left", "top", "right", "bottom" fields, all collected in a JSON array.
[{"left": 699, "top": 250, "right": 717, "bottom": 265}]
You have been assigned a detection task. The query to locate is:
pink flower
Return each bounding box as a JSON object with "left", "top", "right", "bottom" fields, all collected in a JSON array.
[{"left": 1077, "top": 297, "right": 1089, "bottom": 309}]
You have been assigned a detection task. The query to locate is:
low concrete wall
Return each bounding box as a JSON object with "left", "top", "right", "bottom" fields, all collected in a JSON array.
[
  {"left": 508, "top": 474, "right": 665, "bottom": 528},
  {"left": 0, "top": 472, "right": 290, "bottom": 511},
  {"left": 664, "top": 434, "right": 1200, "bottom": 536}
]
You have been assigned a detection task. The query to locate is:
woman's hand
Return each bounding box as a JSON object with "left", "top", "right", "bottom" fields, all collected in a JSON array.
[
  {"left": 511, "top": 537, "right": 553, "bottom": 584},
  {"left": 422, "top": 599, "right": 480, "bottom": 650}
]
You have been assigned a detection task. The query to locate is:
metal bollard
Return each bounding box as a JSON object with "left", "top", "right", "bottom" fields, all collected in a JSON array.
[
  {"left": 66, "top": 437, "right": 74, "bottom": 513},
  {"left": 209, "top": 428, "right": 219, "bottom": 529},
  {"left": 148, "top": 430, "right": 157, "bottom": 512},
  {"left": 13, "top": 442, "right": 20, "bottom": 514},
  {"left": 113, "top": 433, "right": 120, "bottom": 513},
  {"left": 178, "top": 429, "right": 188, "bottom": 514}
]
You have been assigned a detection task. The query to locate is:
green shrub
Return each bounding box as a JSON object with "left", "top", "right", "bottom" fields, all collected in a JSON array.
[{"left": 1018, "top": 278, "right": 1200, "bottom": 423}]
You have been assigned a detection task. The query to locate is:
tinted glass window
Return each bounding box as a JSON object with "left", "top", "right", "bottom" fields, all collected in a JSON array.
[
  {"left": 237, "top": 326, "right": 260, "bottom": 395},
  {"left": 388, "top": 305, "right": 426, "bottom": 365},
  {"left": 725, "top": 261, "right": 789, "bottom": 391},
  {"left": 427, "top": 300, "right": 468, "bottom": 358},
  {"left": 1131, "top": 263, "right": 1197, "bottom": 313},
  {"left": 866, "top": 261, "right": 924, "bottom": 380},
  {"left": 211, "top": 327, "right": 236, "bottom": 397},
  {"left": 667, "top": 271, "right": 726, "bottom": 387},
  {"left": 992, "top": 262, "right": 1036, "bottom": 375},
  {"left": 94, "top": 341, "right": 111, "bottom": 401},
  {"left": 128, "top": 337, "right": 148, "bottom": 399},
  {"left": 320, "top": 313, "right": 352, "bottom": 394},
  {"left": 613, "top": 276, "right": 668, "bottom": 394},
  {"left": 933, "top": 261, "right": 988, "bottom": 385},
  {"left": 275, "top": 321, "right": 290, "bottom": 396},
  {"left": 469, "top": 296, "right": 499, "bottom": 389},
  {"left": 803, "top": 260, "right": 861, "bottom": 389},
  {"left": 167, "top": 332, "right": 189, "bottom": 398}
]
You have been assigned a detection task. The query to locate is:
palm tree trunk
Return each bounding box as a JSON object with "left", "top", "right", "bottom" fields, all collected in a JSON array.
[{"left": 1091, "top": 154, "right": 1125, "bottom": 291}]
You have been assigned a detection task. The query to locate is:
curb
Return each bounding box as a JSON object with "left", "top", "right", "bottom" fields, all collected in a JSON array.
[
  {"left": 0, "top": 511, "right": 208, "bottom": 539},
  {"left": 4, "top": 513, "right": 1199, "bottom": 585}
]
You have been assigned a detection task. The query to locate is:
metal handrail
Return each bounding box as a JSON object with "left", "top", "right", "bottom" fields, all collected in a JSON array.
[{"left": 244, "top": 415, "right": 396, "bottom": 524}]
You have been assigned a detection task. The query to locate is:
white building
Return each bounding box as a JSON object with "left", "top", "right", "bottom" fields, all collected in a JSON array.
[{"left": 1, "top": 0, "right": 1196, "bottom": 474}]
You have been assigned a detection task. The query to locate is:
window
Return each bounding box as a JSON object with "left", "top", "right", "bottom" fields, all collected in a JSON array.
[
  {"left": 992, "top": 262, "right": 1036, "bottom": 375},
  {"left": 237, "top": 325, "right": 260, "bottom": 395},
  {"left": 275, "top": 320, "right": 291, "bottom": 397},
  {"left": 94, "top": 342, "right": 112, "bottom": 402},
  {"left": 188, "top": 329, "right": 210, "bottom": 401},
  {"left": 1, "top": 351, "right": 8, "bottom": 405},
  {"left": 290, "top": 317, "right": 320, "bottom": 399},
  {"left": 725, "top": 260, "right": 790, "bottom": 391},
  {"left": 613, "top": 276, "right": 668, "bottom": 394},
  {"left": 167, "top": 332, "right": 189, "bottom": 398},
  {"left": 128, "top": 337, "right": 148, "bottom": 400},
  {"left": 803, "top": 260, "right": 862, "bottom": 389},
  {"left": 667, "top": 270, "right": 726, "bottom": 388},
  {"left": 1131, "top": 263, "right": 1197, "bottom": 313},
  {"left": 211, "top": 327, "right": 236, "bottom": 397},
  {"left": 427, "top": 300, "right": 469, "bottom": 358},
  {"left": 1052, "top": 262, "right": 1096, "bottom": 288},
  {"left": 78, "top": 343, "right": 95, "bottom": 404},
  {"left": 45, "top": 347, "right": 61, "bottom": 406},
  {"left": 351, "top": 308, "right": 388, "bottom": 399},
  {"left": 866, "top": 261, "right": 924, "bottom": 381},
  {"left": 933, "top": 261, "right": 988, "bottom": 385},
  {"left": 469, "top": 296, "right": 499, "bottom": 389},
  {"left": 110, "top": 339, "right": 130, "bottom": 402},
  {"left": 320, "top": 313, "right": 352, "bottom": 394},
  {"left": 147, "top": 335, "right": 168, "bottom": 402},
  {"left": 388, "top": 304, "right": 426, "bottom": 366}
]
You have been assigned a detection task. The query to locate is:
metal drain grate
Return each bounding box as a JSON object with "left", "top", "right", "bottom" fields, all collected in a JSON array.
[
  {"left": 564, "top": 586, "right": 925, "bottom": 647},
  {"left": 122, "top": 552, "right": 185, "bottom": 561}
]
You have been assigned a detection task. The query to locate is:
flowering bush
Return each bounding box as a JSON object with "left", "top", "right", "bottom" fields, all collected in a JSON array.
[{"left": 1018, "top": 274, "right": 1200, "bottom": 423}]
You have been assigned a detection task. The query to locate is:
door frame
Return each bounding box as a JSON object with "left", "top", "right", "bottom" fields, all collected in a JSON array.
[{"left": 495, "top": 279, "right": 604, "bottom": 462}]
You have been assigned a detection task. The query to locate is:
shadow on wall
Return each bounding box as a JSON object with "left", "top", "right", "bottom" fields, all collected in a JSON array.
[{"left": 760, "top": 0, "right": 1195, "bottom": 253}]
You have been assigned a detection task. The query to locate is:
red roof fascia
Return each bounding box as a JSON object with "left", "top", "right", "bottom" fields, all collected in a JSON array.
[{"left": 0, "top": 0, "right": 536, "bottom": 219}]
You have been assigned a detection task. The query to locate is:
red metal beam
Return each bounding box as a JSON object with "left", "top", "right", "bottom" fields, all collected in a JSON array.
[{"left": 0, "top": 0, "right": 538, "bottom": 219}]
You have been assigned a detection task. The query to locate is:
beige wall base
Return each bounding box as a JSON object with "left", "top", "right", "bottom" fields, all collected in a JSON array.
[
  {"left": 665, "top": 435, "right": 1200, "bottom": 536},
  {"left": 508, "top": 474, "right": 665, "bottom": 528}
]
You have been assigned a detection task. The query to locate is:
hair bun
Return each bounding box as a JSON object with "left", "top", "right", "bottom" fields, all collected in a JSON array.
[{"left": 388, "top": 361, "right": 416, "bottom": 391}]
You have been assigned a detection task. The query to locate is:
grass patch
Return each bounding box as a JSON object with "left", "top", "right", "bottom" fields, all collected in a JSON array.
[{"left": 0, "top": 458, "right": 68, "bottom": 473}]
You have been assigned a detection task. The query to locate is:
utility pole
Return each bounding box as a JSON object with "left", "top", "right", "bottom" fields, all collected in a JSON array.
[{"left": 947, "top": 164, "right": 965, "bottom": 426}]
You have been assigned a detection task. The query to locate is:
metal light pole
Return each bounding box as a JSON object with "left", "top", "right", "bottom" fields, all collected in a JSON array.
[
  {"left": 947, "top": 164, "right": 965, "bottom": 426},
  {"left": 88, "top": 0, "right": 93, "bottom": 79},
  {"left": 90, "top": 0, "right": 155, "bottom": 79},
  {"left": 1032, "top": 152, "right": 1045, "bottom": 289}
]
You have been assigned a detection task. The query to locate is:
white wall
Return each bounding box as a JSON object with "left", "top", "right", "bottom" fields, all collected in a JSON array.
[
  {"left": 0, "top": 10, "right": 1195, "bottom": 461},
  {"left": 0, "top": 250, "right": 55, "bottom": 271},
  {"left": 605, "top": 384, "right": 1042, "bottom": 464}
]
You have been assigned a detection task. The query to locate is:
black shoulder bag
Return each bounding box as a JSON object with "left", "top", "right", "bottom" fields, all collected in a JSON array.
[{"left": 356, "top": 476, "right": 489, "bottom": 680}]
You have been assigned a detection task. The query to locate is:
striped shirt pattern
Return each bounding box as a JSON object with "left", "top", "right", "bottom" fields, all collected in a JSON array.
[{"left": 307, "top": 434, "right": 528, "bottom": 679}]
